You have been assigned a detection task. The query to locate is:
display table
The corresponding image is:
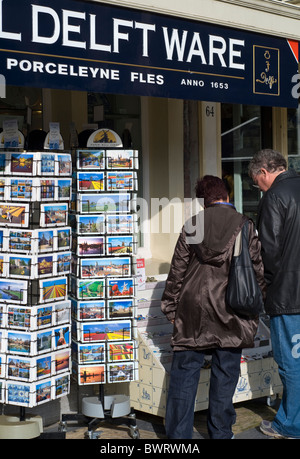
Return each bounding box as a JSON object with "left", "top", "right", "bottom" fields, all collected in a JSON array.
[{"left": 130, "top": 276, "right": 282, "bottom": 417}]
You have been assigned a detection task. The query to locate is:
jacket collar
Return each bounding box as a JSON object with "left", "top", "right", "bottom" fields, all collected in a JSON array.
[{"left": 270, "top": 169, "right": 298, "bottom": 189}]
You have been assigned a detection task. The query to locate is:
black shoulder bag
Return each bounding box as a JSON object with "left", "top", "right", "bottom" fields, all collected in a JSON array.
[{"left": 226, "top": 220, "right": 263, "bottom": 318}]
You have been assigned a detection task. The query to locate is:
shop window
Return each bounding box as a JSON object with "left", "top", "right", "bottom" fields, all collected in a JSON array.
[
  {"left": 288, "top": 106, "right": 300, "bottom": 173},
  {"left": 221, "top": 104, "right": 271, "bottom": 221},
  {"left": 0, "top": 86, "right": 43, "bottom": 138}
]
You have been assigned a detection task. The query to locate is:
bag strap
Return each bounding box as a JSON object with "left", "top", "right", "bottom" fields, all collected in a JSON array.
[{"left": 233, "top": 218, "right": 248, "bottom": 257}]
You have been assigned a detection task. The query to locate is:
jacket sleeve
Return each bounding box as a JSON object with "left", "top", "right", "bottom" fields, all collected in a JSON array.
[
  {"left": 161, "top": 229, "right": 192, "bottom": 321},
  {"left": 257, "top": 191, "right": 285, "bottom": 286},
  {"left": 248, "top": 219, "right": 267, "bottom": 298}
]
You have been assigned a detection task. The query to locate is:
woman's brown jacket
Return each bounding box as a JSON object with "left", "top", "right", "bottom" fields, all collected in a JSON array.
[{"left": 161, "top": 204, "right": 266, "bottom": 351}]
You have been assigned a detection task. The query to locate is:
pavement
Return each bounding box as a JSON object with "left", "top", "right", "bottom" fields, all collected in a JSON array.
[{"left": 41, "top": 396, "right": 281, "bottom": 440}]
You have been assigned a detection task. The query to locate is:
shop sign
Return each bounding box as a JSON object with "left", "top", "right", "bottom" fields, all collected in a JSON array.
[{"left": 0, "top": 0, "right": 298, "bottom": 107}]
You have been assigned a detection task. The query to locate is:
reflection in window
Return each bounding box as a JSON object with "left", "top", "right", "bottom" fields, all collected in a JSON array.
[
  {"left": 288, "top": 107, "right": 300, "bottom": 173},
  {"left": 221, "top": 104, "right": 263, "bottom": 220}
]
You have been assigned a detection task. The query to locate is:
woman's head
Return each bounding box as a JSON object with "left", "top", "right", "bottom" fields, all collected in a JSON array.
[{"left": 195, "top": 175, "right": 229, "bottom": 207}]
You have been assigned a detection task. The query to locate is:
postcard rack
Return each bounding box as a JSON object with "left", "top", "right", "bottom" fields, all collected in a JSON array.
[
  {"left": 0, "top": 150, "right": 73, "bottom": 438},
  {"left": 65, "top": 148, "right": 139, "bottom": 437}
]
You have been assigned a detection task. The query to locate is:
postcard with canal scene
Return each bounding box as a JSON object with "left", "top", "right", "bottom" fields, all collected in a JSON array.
[{"left": 76, "top": 150, "right": 105, "bottom": 170}]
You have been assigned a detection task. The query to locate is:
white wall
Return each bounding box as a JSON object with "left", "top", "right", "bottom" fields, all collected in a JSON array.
[{"left": 89, "top": 0, "right": 300, "bottom": 40}]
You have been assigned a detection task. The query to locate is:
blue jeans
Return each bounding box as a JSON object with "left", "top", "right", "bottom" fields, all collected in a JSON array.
[
  {"left": 165, "top": 348, "right": 242, "bottom": 439},
  {"left": 270, "top": 314, "right": 300, "bottom": 438}
]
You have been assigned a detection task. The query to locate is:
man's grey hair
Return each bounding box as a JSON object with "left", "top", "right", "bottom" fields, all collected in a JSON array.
[{"left": 248, "top": 149, "right": 287, "bottom": 177}]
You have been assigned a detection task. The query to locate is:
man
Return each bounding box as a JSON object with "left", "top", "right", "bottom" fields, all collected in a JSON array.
[{"left": 249, "top": 149, "right": 300, "bottom": 439}]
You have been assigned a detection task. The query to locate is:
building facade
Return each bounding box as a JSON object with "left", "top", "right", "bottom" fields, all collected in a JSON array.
[{"left": 1, "top": 0, "right": 300, "bottom": 273}]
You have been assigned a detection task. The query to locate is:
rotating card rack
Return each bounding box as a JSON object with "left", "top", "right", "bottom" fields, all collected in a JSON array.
[
  {"left": 62, "top": 147, "right": 140, "bottom": 439},
  {"left": 0, "top": 150, "right": 72, "bottom": 438}
]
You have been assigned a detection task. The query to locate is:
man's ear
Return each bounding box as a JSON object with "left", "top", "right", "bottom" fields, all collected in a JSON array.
[{"left": 260, "top": 167, "right": 268, "bottom": 177}]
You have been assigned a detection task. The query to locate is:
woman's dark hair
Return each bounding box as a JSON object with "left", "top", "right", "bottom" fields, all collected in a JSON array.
[{"left": 195, "top": 175, "right": 228, "bottom": 207}]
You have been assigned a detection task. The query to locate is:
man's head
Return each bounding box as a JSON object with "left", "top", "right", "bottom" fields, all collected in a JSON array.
[{"left": 248, "top": 149, "right": 287, "bottom": 192}]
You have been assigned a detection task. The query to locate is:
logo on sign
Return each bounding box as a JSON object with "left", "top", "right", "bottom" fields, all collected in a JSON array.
[{"left": 253, "top": 45, "right": 280, "bottom": 96}]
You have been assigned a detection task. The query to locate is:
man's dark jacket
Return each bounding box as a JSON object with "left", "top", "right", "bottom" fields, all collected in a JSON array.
[{"left": 257, "top": 169, "right": 300, "bottom": 316}]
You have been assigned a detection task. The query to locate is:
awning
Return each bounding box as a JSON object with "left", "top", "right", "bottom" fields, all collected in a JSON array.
[{"left": 0, "top": 0, "right": 298, "bottom": 107}]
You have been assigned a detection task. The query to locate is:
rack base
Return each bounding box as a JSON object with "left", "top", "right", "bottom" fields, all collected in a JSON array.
[
  {"left": 0, "top": 414, "right": 43, "bottom": 439},
  {"left": 60, "top": 394, "right": 140, "bottom": 439}
]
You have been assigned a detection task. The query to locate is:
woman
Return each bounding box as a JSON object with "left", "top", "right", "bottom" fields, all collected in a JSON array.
[{"left": 161, "top": 175, "right": 265, "bottom": 439}]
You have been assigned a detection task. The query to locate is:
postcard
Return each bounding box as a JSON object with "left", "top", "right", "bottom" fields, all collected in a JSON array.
[
  {"left": 0, "top": 278, "right": 27, "bottom": 304},
  {"left": 71, "top": 277, "right": 105, "bottom": 300},
  {"left": 37, "top": 153, "right": 56, "bottom": 175},
  {"left": 107, "top": 362, "right": 137, "bottom": 383},
  {"left": 0, "top": 305, "right": 5, "bottom": 328},
  {"left": 76, "top": 343, "right": 105, "bottom": 364},
  {"left": 106, "top": 235, "right": 134, "bottom": 255},
  {"left": 54, "top": 374, "right": 70, "bottom": 399},
  {"left": 37, "top": 329, "right": 52, "bottom": 354},
  {"left": 40, "top": 276, "right": 68, "bottom": 303},
  {"left": 57, "top": 178, "right": 72, "bottom": 201},
  {"left": 40, "top": 203, "right": 68, "bottom": 227},
  {"left": 77, "top": 214, "right": 105, "bottom": 234},
  {"left": 36, "top": 354, "right": 52, "bottom": 379},
  {"left": 106, "top": 150, "right": 138, "bottom": 170},
  {"left": 107, "top": 299, "right": 134, "bottom": 319},
  {"left": 8, "top": 254, "right": 33, "bottom": 279},
  {"left": 0, "top": 381, "right": 3, "bottom": 404},
  {"left": 0, "top": 178, "right": 5, "bottom": 200},
  {"left": 53, "top": 325, "right": 70, "bottom": 350},
  {"left": 56, "top": 252, "right": 71, "bottom": 275},
  {"left": 77, "top": 364, "right": 106, "bottom": 385},
  {"left": 57, "top": 153, "right": 72, "bottom": 176},
  {"left": 107, "top": 341, "right": 135, "bottom": 362},
  {"left": 7, "top": 330, "right": 33, "bottom": 355},
  {"left": 76, "top": 149, "right": 105, "bottom": 170},
  {"left": 38, "top": 179, "right": 56, "bottom": 201},
  {"left": 107, "top": 278, "right": 134, "bottom": 298},
  {"left": 56, "top": 227, "right": 71, "bottom": 250},
  {"left": 7, "top": 177, "right": 37, "bottom": 201},
  {"left": 7, "top": 306, "right": 32, "bottom": 329},
  {"left": 0, "top": 255, "right": 5, "bottom": 277},
  {"left": 53, "top": 300, "right": 71, "bottom": 325},
  {"left": 0, "top": 329, "right": 6, "bottom": 353},
  {"left": 53, "top": 349, "right": 71, "bottom": 374},
  {"left": 37, "top": 229, "right": 54, "bottom": 253},
  {"left": 106, "top": 214, "right": 136, "bottom": 234},
  {"left": 6, "top": 382, "right": 32, "bottom": 406},
  {"left": 36, "top": 305, "right": 53, "bottom": 329},
  {"left": 76, "top": 300, "right": 105, "bottom": 321},
  {"left": 0, "top": 229, "right": 6, "bottom": 252},
  {"left": 80, "top": 257, "right": 131, "bottom": 278},
  {"left": 0, "top": 152, "right": 7, "bottom": 174},
  {"left": 6, "top": 355, "right": 34, "bottom": 382},
  {"left": 77, "top": 172, "right": 104, "bottom": 192},
  {"left": 36, "top": 379, "right": 52, "bottom": 405},
  {"left": 9, "top": 229, "right": 34, "bottom": 253},
  {"left": 77, "top": 236, "right": 104, "bottom": 257},
  {"left": 10, "top": 152, "right": 36, "bottom": 176},
  {"left": 37, "top": 254, "right": 54, "bottom": 278},
  {"left": 0, "top": 202, "right": 29, "bottom": 227},
  {"left": 106, "top": 171, "right": 136, "bottom": 191},
  {"left": 79, "top": 193, "right": 131, "bottom": 214},
  {"left": 81, "top": 320, "right": 131, "bottom": 343},
  {"left": 0, "top": 354, "right": 5, "bottom": 378}
]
